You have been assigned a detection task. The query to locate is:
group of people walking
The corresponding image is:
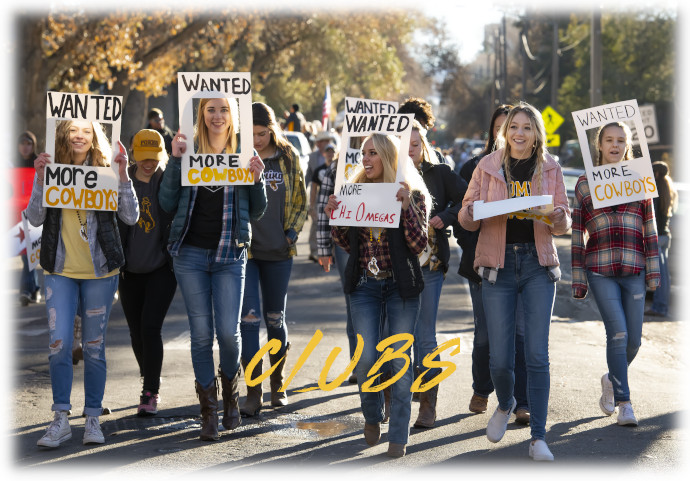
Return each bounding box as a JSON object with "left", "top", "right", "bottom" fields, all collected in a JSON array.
[{"left": 23, "top": 92, "right": 673, "bottom": 462}]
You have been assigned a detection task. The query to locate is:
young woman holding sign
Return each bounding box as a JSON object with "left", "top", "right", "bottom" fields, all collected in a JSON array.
[
  {"left": 158, "top": 97, "right": 267, "bottom": 441},
  {"left": 28, "top": 119, "right": 139, "bottom": 448},
  {"left": 325, "top": 133, "right": 430, "bottom": 458},
  {"left": 407, "top": 120, "right": 466, "bottom": 428},
  {"left": 459, "top": 102, "right": 570, "bottom": 461},
  {"left": 239, "top": 102, "right": 307, "bottom": 416},
  {"left": 571, "top": 121, "right": 660, "bottom": 428}
]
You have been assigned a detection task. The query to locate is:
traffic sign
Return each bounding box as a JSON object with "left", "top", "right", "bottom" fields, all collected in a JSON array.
[
  {"left": 546, "top": 133, "right": 561, "bottom": 147},
  {"left": 542, "top": 106, "right": 564, "bottom": 134}
]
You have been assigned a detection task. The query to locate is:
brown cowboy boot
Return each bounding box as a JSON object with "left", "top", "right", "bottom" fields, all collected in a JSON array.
[
  {"left": 414, "top": 384, "right": 439, "bottom": 428},
  {"left": 218, "top": 367, "right": 241, "bottom": 430},
  {"left": 240, "top": 359, "right": 263, "bottom": 416},
  {"left": 195, "top": 379, "right": 219, "bottom": 441},
  {"left": 268, "top": 342, "right": 290, "bottom": 407}
]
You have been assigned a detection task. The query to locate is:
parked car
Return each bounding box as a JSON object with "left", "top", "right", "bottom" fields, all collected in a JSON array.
[
  {"left": 284, "top": 131, "right": 311, "bottom": 178},
  {"left": 561, "top": 167, "right": 585, "bottom": 209}
]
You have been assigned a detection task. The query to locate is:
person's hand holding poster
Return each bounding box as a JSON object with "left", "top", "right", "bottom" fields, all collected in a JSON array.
[{"left": 571, "top": 99, "right": 657, "bottom": 209}]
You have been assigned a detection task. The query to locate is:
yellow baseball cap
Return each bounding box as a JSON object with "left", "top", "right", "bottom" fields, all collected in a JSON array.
[{"left": 132, "top": 129, "right": 168, "bottom": 162}]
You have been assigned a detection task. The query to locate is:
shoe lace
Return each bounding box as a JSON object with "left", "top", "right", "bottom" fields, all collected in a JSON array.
[
  {"left": 85, "top": 416, "right": 100, "bottom": 434},
  {"left": 619, "top": 403, "right": 633, "bottom": 417},
  {"left": 44, "top": 413, "right": 64, "bottom": 437}
]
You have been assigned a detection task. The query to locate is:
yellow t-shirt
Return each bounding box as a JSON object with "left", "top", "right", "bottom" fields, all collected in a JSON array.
[{"left": 59, "top": 209, "right": 118, "bottom": 279}]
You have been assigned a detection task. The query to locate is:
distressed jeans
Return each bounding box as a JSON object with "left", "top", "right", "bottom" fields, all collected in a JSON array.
[
  {"left": 482, "top": 243, "right": 555, "bottom": 441},
  {"left": 349, "top": 274, "right": 419, "bottom": 445},
  {"left": 44, "top": 273, "right": 119, "bottom": 416},
  {"left": 241, "top": 257, "right": 293, "bottom": 361},
  {"left": 174, "top": 245, "right": 245, "bottom": 388},
  {"left": 413, "top": 267, "right": 444, "bottom": 382},
  {"left": 586, "top": 270, "right": 646, "bottom": 403}
]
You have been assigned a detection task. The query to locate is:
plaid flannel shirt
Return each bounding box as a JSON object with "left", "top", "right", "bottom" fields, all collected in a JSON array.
[
  {"left": 571, "top": 175, "right": 660, "bottom": 298},
  {"left": 316, "top": 161, "right": 337, "bottom": 258},
  {"left": 331, "top": 191, "right": 428, "bottom": 272}
]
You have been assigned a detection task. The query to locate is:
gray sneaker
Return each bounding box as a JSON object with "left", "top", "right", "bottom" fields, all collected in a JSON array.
[
  {"left": 486, "top": 397, "right": 516, "bottom": 443},
  {"left": 599, "top": 373, "right": 615, "bottom": 416},
  {"left": 83, "top": 415, "right": 105, "bottom": 445},
  {"left": 37, "top": 411, "right": 72, "bottom": 448},
  {"left": 617, "top": 402, "right": 638, "bottom": 427}
]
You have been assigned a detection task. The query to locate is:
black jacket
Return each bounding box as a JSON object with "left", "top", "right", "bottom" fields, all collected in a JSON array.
[
  {"left": 419, "top": 161, "right": 467, "bottom": 273},
  {"left": 343, "top": 224, "right": 424, "bottom": 299},
  {"left": 455, "top": 155, "right": 483, "bottom": 283}
]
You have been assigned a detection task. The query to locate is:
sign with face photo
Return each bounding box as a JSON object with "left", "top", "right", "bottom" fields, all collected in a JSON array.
[
  {"left": 331, "top": 97, "right": 413, "bottom": 228},
  {"left": 177, "top": 72, "right": 254, "bottom": 186},
  {"left": 43, "top": 91, "right": 122, "bottom": 211},
  {"left": 571, "top": 99, "right": 657, "bottom": 209}
]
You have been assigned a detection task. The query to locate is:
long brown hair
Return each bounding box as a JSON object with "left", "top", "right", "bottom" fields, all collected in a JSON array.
[
  {"left": 594, "top": 122, "right": 633, "bottom": 167},
  {"left": 252, "top": 101, "right": 294, "bottom": 169},
  {"left": 653, "top": 161, "right": 678, "bottom": 219},
  {"left": 480, "top": 104, "right": 512, "bottom": 157},
  {"left": 194, "top": 98, "right": 238, "bottom": 154},
  {"left": 496, "top": 102, "right": 548, "bottom": 195},
  {"left": 55, "top": 120, "right": 109, "bottom": 166}
]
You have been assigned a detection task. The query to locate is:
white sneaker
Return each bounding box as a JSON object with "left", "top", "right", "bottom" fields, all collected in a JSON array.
[
  {"left": 617, "top": 402, "right": 638, "bottom": 426},
  {"left": 37, "top": 411, "right": 72, "bottom": 448},
  {"left": 599, "top": 373, "right": 615, "bottom": 416},
  {"left": 83, "top": 415, "right": 105, "bottom": 445},
  {"left": 529, "top": 439, "right": 554, "bottom": 461},
  {"left": 486, "top": 397, "right": 516, "bottom": 443}
]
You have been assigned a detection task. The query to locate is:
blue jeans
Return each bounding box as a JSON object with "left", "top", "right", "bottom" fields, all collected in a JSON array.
[
  {"left": 333, "top": 245, "right": 356, "bottom": 358},
  {"left": 44, "top": 273, "right": 119, "bottom": 416},
  {"left": 241, "top": 257, "right": 293, "bottom": 360},
  {"left": 469, "top": 279, "right": 528, "bottom": 410},
  {"left": 20, "top": 253, "right": 39, "bottom": 297},
  {"left": 586, "top": 270, "right": 645, "bottom": 403},
  {"left": 413, "top": 267, "right": 444, "bottom": 382},
  {"left": 173, "top": 245, "right": 245, "bottom": 388},
  {"left": 651, "top": 235, "right": 670, "bottom": 315},
  {"left": 349, "top": 274, "right": 419, "bottom": 445},
  {"left": 482, "top": 243, "right": 555, "bottom": 441}
]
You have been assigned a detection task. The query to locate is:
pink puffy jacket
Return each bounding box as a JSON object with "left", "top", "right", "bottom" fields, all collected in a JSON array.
[{"left": 458, "top": 149, "right": 571, "bottom": 271}]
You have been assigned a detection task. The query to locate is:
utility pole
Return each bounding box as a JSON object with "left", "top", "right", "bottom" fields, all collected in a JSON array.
[
  {"left": 501, "top": 14, "right": 507, "bottom": 104},
  {"left": 522, "top": 18, "right": 528, "bottom": 100},
  {"left": 551, "top": 20, "right": 559, "bottom": 109},
  {"left": 591, "top": 9, "right": 603, "bottom": 106}
]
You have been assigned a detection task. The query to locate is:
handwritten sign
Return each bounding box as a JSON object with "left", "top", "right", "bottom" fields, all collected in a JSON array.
[
  {"left": 473, "top": 196, "right": 553, "bottom": 221},
  {"left": 177, "top": 72, "right": 254, "bottom": 186},
  {"left": 8, "top": 210, "right": 43, "bottom": 261},
  {"left": 331, "top": 98, "right": 412, "bottom": 228},
  {"left": 22, "top": 211, "right": 42, "bottom": 271},
  {"left": 44, "top": 91, "right": 123, "bottom": 211},
  {"left": 43, "top": 164, "right": 119, "bottom": 211},
  {"left": 571, "top": 99, "right": 657, "bottom": 209}
]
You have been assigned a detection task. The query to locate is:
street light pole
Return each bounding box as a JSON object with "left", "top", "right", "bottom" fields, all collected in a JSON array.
[{"left": 591, "top": 9, "right": 603, "bottom": 106}]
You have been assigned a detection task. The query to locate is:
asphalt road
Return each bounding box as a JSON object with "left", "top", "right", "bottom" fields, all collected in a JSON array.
[{"left": 6, "top": 219, "right": 686, "bottom": 479}]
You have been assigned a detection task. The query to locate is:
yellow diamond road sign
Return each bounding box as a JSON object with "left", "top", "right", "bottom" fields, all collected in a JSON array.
[
  {"left": 542, "top": 106, "right": 564, "bottom": 135},
  {"left": 547, "top": 133, "right": 561, "bottom": 147}
]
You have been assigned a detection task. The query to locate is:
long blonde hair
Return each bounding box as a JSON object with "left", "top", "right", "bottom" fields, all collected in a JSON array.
[
  {"left": 194, "top": 97, "right": 238, "bottom": 154},
  {"left": 349, "top": 133, "right": 431, "bottom": 222},
  {"left": 411, "top": 119, "right": 437, "bottom": 166},
  {"left": 496, "top": 102, "right": 548, "bottom": 195},
  {"left": 55, "top": 120, "right": 110, "bottom": 167}
]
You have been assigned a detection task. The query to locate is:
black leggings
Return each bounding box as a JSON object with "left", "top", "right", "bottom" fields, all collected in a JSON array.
[{"left": 119, "top": 264, "right": 177, "bottom": 394}]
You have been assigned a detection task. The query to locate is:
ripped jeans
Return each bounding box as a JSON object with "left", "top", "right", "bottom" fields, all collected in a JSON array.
[
  {"left": 241, "top": 258, "right": 293, "bottom": 362},
  {"left": 44, "top": 273, "right": 119, "bottom": 416},
  {"left": 586, "top": 270, "right": 645, "bottom": 403}
]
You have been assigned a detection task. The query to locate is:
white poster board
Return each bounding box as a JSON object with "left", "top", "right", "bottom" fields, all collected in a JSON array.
[
  {"left": 339, "top": 97, "right": 399, "bottom": 180},
  {"left": 8, "top": 210, "right": 43, "bottom": 262},
  {"left": 331, "top": 103, "right": 413, "bottom": 228},
  {"left": 177, "top": 72, "right": 254, "bottom": 186},
  {"left": 473, "top": 195, "right": 553, "bottom": 223},
  {"left": 22, "top": 211, "right": 42, "bottom": 271},
  {"left": 43, "top": 91, "right": 122, "bottom": 211},
  {"left": 571, "top": 99, "right": 657, "bottom": 209}
]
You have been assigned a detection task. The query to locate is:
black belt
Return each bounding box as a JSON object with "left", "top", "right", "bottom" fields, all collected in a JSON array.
[{"left": 366, "top": 270, "right": 393, "bottom": 280}]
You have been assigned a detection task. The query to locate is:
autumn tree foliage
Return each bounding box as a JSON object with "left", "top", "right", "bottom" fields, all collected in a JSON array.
[{"left": 15, "top": 8, "right": 427, "bottom": 146}]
